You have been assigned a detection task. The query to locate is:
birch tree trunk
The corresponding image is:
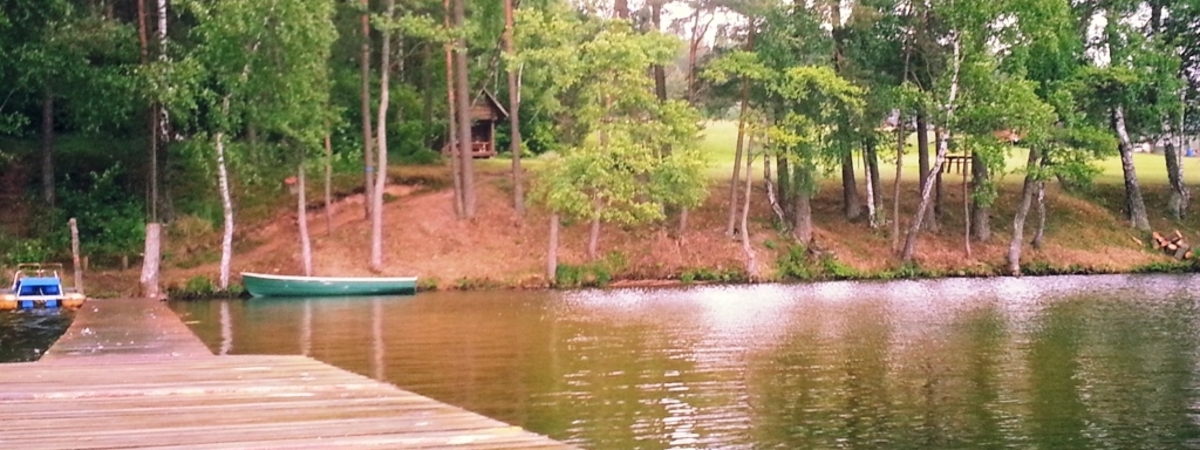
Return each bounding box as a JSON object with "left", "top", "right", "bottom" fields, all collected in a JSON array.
[
  {"left": 1113, "top": 106, "right": 1151, "bottom": 230},
  {"left": 902, "top": 36, "right": 961, "bottom": 262},
  {"left": 370, "top": 0, "right": 395, "bottom": 271},
  {"left": 1165, "top": 129, "right": 1188, "bottom": 219},
  {"left": 298, "top": 162, "right": 312, "bottom": 276},
  {"left": 215, "top": 130, "right": 234, "bottom": 290},
  {"left": 1006, "top": 147, "right": 1039, "bottom": 275}
]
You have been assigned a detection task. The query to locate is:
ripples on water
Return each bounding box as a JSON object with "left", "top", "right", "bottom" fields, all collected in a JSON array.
[
  {"left": 170, "top": 274, "right": 1200, "bottom": 449},
  {"left": 0, "top": 309, "right": 73, "bottom": 362}
]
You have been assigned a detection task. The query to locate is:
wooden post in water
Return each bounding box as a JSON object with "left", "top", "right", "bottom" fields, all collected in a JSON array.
[
  {"left": 140, "top": 223, "right": 162, "bottom": 299},
  {"left": 69, "top": 218, "right": 83, "bottom": 294}
]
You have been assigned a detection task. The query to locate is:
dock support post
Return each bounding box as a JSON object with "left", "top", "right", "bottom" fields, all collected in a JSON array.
[
  {"left": 141, "top": 223, "right": 162, "bottom": 299},
  {"left": 69, "top": 218, "right": 83, "bottom": 294}
]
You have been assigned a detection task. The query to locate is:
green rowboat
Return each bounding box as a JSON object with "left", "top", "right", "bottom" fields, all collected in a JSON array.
[{"left": 240, "top": 272, "right": 417, "bottom": 298}]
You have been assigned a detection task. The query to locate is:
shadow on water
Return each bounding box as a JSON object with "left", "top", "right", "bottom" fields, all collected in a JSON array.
[
  {"left": 170, "top": 275, "right": 1200, "bottom": 449},
  {"left": 0, "top": 309, "right": 73, "bottom": 362}
]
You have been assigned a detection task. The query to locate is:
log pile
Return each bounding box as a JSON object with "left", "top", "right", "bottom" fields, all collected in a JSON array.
[{"left": 1151, "top": 230, "right": 1194, "bottom": 260}]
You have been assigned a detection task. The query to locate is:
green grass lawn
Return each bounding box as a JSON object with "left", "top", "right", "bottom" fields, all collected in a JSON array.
[{"left": 695, "top": 120, "right": 1200, "bottom": 187}]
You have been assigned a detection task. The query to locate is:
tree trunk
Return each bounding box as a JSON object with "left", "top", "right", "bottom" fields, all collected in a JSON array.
[
  {"left": 547, "top": 213, "right": 559, "bottom": 282},
  {"left": 777, "top": 154, "right": 792, "bottom": 224},
  {"left": 298, "top": 162, "right": 312, "bottom": 277},
  {"left": 725, "top": 26, "right": 753, "bottom": 237},
  {"left": 504, "top": 0, "right": 524, "bottom": 215},
  {"left": 360, "top": 0, "right": 375, "bottom": 219},
  {"left": 453, "top": 0, "right": 476, "bottom": 218},
  {"left": 793, "top": 168, "right": 813, "bottom": 244},
  {"left": 1006, "top": 147, "right": 1040, "bottom": 275},
  {"left": 140, "top": 223, "right": 160, "bottom": 299},
  {"left": 155, "top": 0, "right": 170, "bottom": 145},
  {"left": 371, "top": 0, "right": 395, "bottom": 271},
  {"left": 1165, "top": 131, "right": 1188, "bottom": 219},
  {"left": 970, "top": 151, "right": 990, "bottom": 242},
  {"left": 1113, "top": 106, "right": 1151, "bottom": 230},
  {"left": 863, "top": 140, "right": 877, "bottom": 228},
  {"left": 1032, "top": 175, "right": 1047, "bottom": 249},
  {"left": 740, "top": 144, "right": 757, "bottom": 280},
  {"left": 588, "top": 217, "right": 601, "bottom": 260},
  {"left": 841, "top": 150, "right": 860, "bottom": 220},
  {"left": 215, "top": 130, "right": 234, "bottom": 290},
  {"left": 137, "top": 0, "right": 159, "bottom": 224},
  {"left": 614, "top": 0, "right": 629, "bottom": 19},
  {"left": 41, "top": 90, "right": 55, "bottom": 207},
  {"left": 962, "top": 146, "right": 972, "bottom": 258},
  {"left": 763, "top": 150, "right": 786, "bottom": 224},
  {"left": 726, "top": 88, "right": 749, "bottom": 237},
  {"left": 324, "top": 133, "right": 333, "bottom": 234},
  {"left": 918, "top": 110, "right": 938, "bottom": 229},
  {"left": 443, "top": 0, "right": 463, "bottom": 217},
  {"left": 891, "top": 114, "right": 905, "bottom": 251},
  {"left": 902, "top": 37, "right": 961, "bottom": 262},
  {"left": 867, "top": 138, "right": 882, "bottom": 220},
  {"left": 651, "top": 0, "right": 668, "bottom": 101}
]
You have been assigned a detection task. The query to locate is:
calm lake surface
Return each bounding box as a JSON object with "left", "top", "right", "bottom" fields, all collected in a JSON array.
[
  {"left": 169, "top": 274, "right": 1200, "bottom": 449},
  {"left": 0, "top": 309, "right": 72, "bottom": 362}
]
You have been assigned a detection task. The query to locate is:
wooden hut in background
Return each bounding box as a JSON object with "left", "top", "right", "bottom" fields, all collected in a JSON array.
[{"left": 442, "top": 90, "right": 509, "bottom": 159}]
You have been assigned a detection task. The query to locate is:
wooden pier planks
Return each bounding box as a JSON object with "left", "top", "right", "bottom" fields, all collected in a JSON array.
[
  {"left": 2, "top": 299, "right": 577, "bottom": 450},
  {"left": 42, "top": 297, "right": 214, "bottom": 359}
]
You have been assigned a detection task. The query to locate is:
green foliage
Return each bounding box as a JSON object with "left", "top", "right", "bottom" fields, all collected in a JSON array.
[
  {"left": 51, "top": 164, "right": 145, "bottom": 259},
  {"left": 185, "top": 276, "right": 216, "bottom": 296},
  {"left": 679, "top": 267, "right": 746, "bottom": 284},
  {"left": 775, "top": 245, "right": 813, "bottom": 280},
  {"left": 552, "top": 252, "right": 630, "bottom": 288},
  {"left": 0, "top": 238, "right": 55, "bottom": 265}
]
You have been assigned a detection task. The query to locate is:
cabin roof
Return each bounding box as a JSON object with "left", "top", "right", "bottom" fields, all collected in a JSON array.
[{"left": 472, "top": 89, "right": 509, "bottom": 121}]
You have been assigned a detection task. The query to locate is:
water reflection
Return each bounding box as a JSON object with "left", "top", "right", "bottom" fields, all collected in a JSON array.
[{"left": 170, "top": 274, "right": 1200, "bottom": 449}]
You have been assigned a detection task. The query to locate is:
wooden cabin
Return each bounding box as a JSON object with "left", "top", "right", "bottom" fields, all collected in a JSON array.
[{"left": 442, "top": 90, "right": 509, "bottom": 159}]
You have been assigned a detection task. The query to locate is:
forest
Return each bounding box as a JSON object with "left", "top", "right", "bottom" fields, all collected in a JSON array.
[{"left": 0, "top": 0, "right": 1198, "bottom": 295}]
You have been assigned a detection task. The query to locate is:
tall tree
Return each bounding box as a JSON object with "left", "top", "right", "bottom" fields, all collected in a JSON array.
[
  {"left": 453, "top": 0, "right": 476, "bottom": 218},
  {"left": 370, "top": 0, "right": 396, "bottom": 271},
  {"left": 504, "top": 0, "right": 525, "bottom": 215},
  {"left": 360, "top": 0, "right": 375, "bottom": 219}
]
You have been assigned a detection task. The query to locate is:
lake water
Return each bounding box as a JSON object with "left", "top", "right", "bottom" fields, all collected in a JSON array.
[
  {"left": 167, "top": 274, "right": 1200, "bottom": 449},
  {"left": 0, "top": 309, "right": 73, "bottom": 362}
]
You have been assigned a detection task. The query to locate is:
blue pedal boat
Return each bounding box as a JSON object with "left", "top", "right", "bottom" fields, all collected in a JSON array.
[{"left": 1, "top": 263, "right": 86, "bottom": 310}]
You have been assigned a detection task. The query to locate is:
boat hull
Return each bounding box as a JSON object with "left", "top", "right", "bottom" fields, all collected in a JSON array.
[{"left": 240, "top": 272, "right": 417, "bottom": 298}]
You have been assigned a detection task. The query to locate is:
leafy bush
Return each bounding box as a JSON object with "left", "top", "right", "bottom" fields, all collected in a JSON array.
[
  {"left": 775, "top": 245, "right": 812, "bottom": 280},
  {"left": 1, "top": 238, "right": 55, "bottom": 265},
  {"left": 555, "top": 262, "right": 612, "bottom": 288}
]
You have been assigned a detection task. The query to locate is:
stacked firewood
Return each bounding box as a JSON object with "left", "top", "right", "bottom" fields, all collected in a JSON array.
[{"left": 1151, "top": 230, "right": 1194, "bottom": 260}]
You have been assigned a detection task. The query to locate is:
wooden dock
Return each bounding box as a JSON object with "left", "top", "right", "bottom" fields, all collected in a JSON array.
[{"left": 0, "top": 298, "right": 576, "bottom": 449}]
